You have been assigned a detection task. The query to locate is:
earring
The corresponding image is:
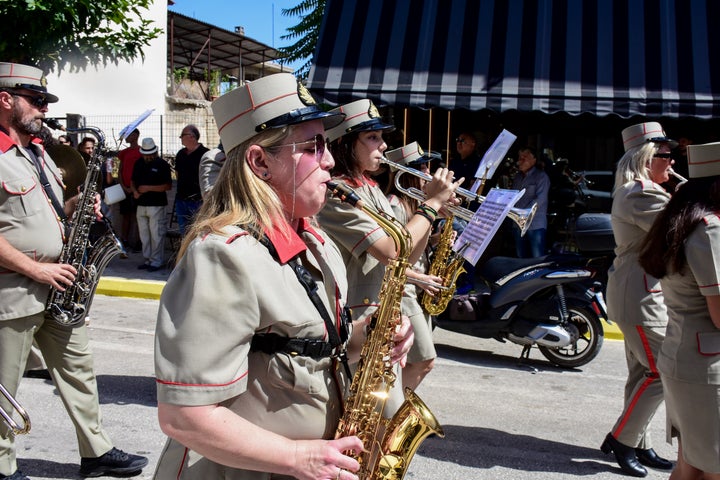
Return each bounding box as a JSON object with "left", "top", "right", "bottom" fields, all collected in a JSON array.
[{"left": 262, "top": 172, "right": 269, "bottom": 178}]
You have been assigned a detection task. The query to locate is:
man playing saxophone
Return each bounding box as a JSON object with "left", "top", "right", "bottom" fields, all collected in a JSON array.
[{"left": 0, "top": 62, "right": 147, "bottom": 480}]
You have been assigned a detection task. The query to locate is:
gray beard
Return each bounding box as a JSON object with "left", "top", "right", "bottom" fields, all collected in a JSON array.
[{"left": 11, "top": 104, "right": 43, "bottom": 136}]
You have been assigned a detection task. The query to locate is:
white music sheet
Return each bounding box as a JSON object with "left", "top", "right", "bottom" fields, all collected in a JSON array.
[
  {"left": 455, "top": 188, "right": 524, "bottom": 266},
  {"left": 469, "top": 129, "right": 517, "bottom": 194}
]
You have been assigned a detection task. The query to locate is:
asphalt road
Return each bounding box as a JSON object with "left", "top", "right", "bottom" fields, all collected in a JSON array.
[{"left": 11, "top": 295, "right": 675, "bottom": 480}]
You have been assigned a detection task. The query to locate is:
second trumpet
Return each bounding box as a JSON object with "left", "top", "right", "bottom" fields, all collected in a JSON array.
[{"left": 381, "top": 157, "right": 537, "bottom": 236}]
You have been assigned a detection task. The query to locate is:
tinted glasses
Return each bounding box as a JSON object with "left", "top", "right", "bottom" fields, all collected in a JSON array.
[
  {"left": 274, "top": 134, "right": 328, "bottom": 162},
  {"left": 12, "top": 92, "right": 49, "bottom": 109}
]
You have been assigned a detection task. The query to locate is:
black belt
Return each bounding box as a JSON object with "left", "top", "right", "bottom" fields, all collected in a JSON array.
[{"left": 251, "top": 332, "right": 336, "bottom": 358}]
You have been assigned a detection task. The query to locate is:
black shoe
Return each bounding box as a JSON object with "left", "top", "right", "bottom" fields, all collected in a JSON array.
[
  {"left": 600, "top": 433, "right": 648, "bottom": 477},
  {"left": 137, "top": 263, "right": 150, "bottom": 270},
  {"left": 0, "top": 470, "right": 30, "bottom": 480},
  {"left": 23, "top": 368, "right": 51, "bottom": 380},
  {"left": 635, "top": 448, "right": 673, "bottom": 470},
  {"left": 146, "top": 265, "right": 161, "bottom": 272},
  {"left": 79, "top": 447, "right": 148, "bottom": 478}
]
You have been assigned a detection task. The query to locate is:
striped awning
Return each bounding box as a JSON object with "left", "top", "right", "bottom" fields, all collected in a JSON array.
[{"left": 307, "top": 0, "right": 720, "bottom": 119}]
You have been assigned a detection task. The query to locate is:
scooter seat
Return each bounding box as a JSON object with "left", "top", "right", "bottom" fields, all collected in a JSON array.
[{"left": 478, "top": 255, "right": 553, "bottom": 283}]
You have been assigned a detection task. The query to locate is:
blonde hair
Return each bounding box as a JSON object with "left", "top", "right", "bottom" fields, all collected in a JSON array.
[
  {"left": 177, "top": 127, "right": 293, "bottom": 259},
  {"left": 614, "top": 142, "right": 659, "bottom": 191}
]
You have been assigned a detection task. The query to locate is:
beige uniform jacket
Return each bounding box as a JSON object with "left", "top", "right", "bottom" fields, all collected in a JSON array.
[
  {"left": 659, "top": 214, "right": 720, "bottom": 385},
  {"left": 607, "top": 180, "right": 670, "bottom": 328},
  {"left": 316, "top": 176, "right": 394, "bottom": 323},
  {"left": 154, "top": 219, "right": 349, "bottom": 480},
  {"left": 0, "top": 133, "right": 66, "bottom": 320}
]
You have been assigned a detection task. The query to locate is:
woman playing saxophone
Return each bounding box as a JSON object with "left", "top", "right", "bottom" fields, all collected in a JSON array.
[{"left": 153, "top": 74, "right": 414, "bottom": 480}]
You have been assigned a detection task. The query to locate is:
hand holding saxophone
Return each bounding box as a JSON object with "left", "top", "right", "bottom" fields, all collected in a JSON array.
[
  {"left": 392, "top": 315, "right": 415, "bottom": 368},
  {"left": 293, "top": 437, "right": 363, "bottom": 480}
]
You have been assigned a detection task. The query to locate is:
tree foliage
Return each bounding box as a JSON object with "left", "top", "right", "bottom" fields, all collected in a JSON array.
[
  {"left": 279, "top": 0, "right": 326, "bottom": 80},
  {"left": 0, "top": 0, "right": 162, "bottom": 74}
]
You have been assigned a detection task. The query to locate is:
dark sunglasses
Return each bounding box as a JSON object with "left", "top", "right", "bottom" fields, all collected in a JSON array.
[
  {"left": 455, "top": 137, "right": 466, "bottom": 144},
  {"left": 12, "top": 92, "right": 49, "bottom": 109},
  {"left": 274, "top": 133, "right": 328, "bottom": 161},
  {"left": 653, "top": 153, "right": 672, "bottom": 158}
]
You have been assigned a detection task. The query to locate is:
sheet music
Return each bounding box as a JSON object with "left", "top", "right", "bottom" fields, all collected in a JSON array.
[
  {"left": 470, "top": 129, "right": 517, "bottom": 193},
  {"left": 455, "top": 188, "right": 524, "bottom": 265}
]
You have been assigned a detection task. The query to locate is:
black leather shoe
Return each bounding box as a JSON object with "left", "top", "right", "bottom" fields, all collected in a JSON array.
[
  {"left": 0, "top": 471, "right": 30, "bottom": 480},
  {"left": 600, "top": 433, "right": 648, "bottom": 477},
  {"left": 23, "top": 368, "right": 51, "bottom": 380},
  {"left": 635, "top": 448, "right": 673, "bottom": 470},
  {"left": 79, "top": 447, "right": 148, "bottom": 478}
]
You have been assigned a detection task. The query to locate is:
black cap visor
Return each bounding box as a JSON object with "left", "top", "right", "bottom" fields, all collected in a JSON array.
[
  {"left": 14, "top": 83, "right": 58, "bottom": 103},
  {"left": 257, "top": 106, "right": 345, "bottom": 133},
  {"left": 345, "top": 118, "right": 395, "bottom": 135},
  {"left": 647, "top": 136, "right": 679, "bottom": 149},
  {"left": 408, "top": 151, "right": 442, "bottom": 166}
]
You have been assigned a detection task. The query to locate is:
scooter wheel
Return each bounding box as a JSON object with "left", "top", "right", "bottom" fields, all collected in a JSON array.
[{"left": 538, "top": 300, "right": 604, "bottom": 368}]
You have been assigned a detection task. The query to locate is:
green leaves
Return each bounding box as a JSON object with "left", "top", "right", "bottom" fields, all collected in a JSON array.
[
  {"left": 279, "top": 0, "right": 325, "bottom": 80},
  {"left": 0, "top": 0, "right": 162, "bottom": 73}
]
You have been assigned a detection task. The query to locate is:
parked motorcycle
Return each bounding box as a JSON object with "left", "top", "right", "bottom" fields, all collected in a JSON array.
[{"left": 434, "top": 213, "right": 614, "bottom": 368}]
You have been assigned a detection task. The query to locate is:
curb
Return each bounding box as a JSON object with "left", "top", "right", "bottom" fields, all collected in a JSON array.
[
  {"left": 96, "top": 276, "right": 625, "bottom": 341},
  {"left": 602, "top": 319, "right": 623, "bottom": 341},
  {"left": 97, "top": 276, "right": 165, "bottom": 300}
]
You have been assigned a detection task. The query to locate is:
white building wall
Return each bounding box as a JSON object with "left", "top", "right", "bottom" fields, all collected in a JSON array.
[{"left": 45, "top": 0, "right": 168, "bottom": 118}]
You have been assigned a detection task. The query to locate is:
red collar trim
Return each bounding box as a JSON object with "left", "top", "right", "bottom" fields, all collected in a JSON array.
[
  {"left": 0, "top": 130, "right": 44, "bottom": 154},
  {"left": 264, "top": 218, "right": 324, "bottom": 264},
  {"left": 339, "top": 174, "right": 378, "bottom": 188}
]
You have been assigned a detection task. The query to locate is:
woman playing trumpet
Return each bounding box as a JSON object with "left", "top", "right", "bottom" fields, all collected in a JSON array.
[{"left": 384, "top": 142, "right": 445, "bottom": 391}]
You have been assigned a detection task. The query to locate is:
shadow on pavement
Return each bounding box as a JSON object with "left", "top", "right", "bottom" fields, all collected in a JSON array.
[
  {"left": 96, "top": 374, "right": 157, "bottom": 407},
  {"left": 418, "top": 425, "right": 617, "bottom": 476},
  {"left": 434, "top": 340, "right": 582, "bottom": 374}
]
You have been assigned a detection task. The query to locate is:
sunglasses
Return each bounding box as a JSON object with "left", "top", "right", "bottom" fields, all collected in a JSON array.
[
  {"left": 653, "top": 153, "right": 672, "bottom": 158},
  {"left": 12, "top": 92, "right": 49, "bottom": 109},
  {"left": 274, "top": 133, "right": 328, "bottom": 162},
  {"left": 455, "top": 138, "right": 466, "bottom": 144}
]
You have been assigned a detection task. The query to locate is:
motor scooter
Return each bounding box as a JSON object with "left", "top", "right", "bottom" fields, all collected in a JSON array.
[{"left": 434, "top": 213, "right": 614, "bottom": 368}]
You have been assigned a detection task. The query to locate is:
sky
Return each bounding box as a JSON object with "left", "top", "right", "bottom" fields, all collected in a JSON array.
[{"left": 168, "top": 0, "right": 306, "bottom": 70}]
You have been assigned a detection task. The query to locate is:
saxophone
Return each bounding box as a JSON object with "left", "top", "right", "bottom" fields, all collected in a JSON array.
[
  {"left": 421, "top": 217, "right": 470, "bottom": 315},
  {"left": 44, "top": 124, "right": 125, "bottom": 327},
  {"left": 326, "top": 181, "right": 444, "bottom": 480}
]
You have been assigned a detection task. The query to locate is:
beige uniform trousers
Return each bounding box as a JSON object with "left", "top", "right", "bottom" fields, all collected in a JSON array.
[{"left": 0, "top": 313, "right": 112, "bottom": 475}]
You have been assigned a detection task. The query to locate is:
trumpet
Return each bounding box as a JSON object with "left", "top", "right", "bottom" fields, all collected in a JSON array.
[
  {"left": 381, "top": 157, "right": 538, "bottom": 235},
  {"left": 0, "top": 382, "right": 31, "bottom": 435}
]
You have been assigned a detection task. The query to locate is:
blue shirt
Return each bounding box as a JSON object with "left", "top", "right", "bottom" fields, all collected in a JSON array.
[{"left": 511, "top": 166, "right": 550, "bottom": 230}]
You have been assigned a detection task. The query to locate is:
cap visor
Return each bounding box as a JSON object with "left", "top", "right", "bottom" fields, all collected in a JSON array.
[{"left": 349, "top": 118, "right": 396, "bottom": 134}]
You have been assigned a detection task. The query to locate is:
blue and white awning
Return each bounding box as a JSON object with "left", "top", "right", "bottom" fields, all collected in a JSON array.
[{"left": 308, "top": 0, "right": 720, "bottom": 118}]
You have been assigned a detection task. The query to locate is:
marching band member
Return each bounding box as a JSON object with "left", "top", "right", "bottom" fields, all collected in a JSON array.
[
  {"left": 601, "top": 122, "right": 677, "bottom": 477},
  {"left": 639, "top": 141, "right": 720, "bottom": 480},
  {"left": 154, "top": 74, "right": 412, "bottom": 480},
  {"left": 0, "top": 61, "right": 147, "bottom": 480}
]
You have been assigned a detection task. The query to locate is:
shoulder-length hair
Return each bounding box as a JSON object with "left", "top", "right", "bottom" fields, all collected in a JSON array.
[
  {"left": 614, "top": 143, "right": 658, "bottom": 191},
  {"left": 639, "top": 175, "right": 720, "bottom": 278},
  {"left": 177, "top": 126, "right": 293, "bottom": 259},
  {"left": 329, "top": 131, "right": 363, "bottom": 179}
]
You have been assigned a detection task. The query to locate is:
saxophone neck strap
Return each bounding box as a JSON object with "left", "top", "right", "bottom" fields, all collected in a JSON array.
[
  {"left": 26, "top": 145, "right": 67, "bottom": 224},
  {"left": 251, "top": 233, "right": 350, "bottom": 367}
]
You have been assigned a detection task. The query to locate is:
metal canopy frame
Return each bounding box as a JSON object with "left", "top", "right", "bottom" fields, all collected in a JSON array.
[{"left": 168, "top": 11, "right": 283, "bottom": 88}]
